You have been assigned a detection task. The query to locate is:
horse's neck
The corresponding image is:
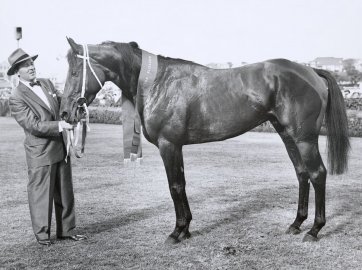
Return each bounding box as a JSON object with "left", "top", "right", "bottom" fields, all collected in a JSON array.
[{"left": 103, "top": 53, "right": 141, "bottom": 99}]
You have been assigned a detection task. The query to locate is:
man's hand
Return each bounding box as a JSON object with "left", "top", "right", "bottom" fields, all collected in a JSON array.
[{"left": 59, "top": 120, "right": 74, "bottom": 131}]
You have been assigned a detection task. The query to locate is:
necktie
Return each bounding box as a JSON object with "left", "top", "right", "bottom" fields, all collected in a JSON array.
[{"left": 30, "top": 80, "right": 41, "bottom": 87}]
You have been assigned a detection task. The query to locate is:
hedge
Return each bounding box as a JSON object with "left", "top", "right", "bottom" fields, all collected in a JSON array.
[
  {"left": 345, "top": 98, "right": 362, "bottom": 110},
  {"left": 0, "top": 99, "right": 9, "bottom": 116},
  {"left": 253, "top": 110, "right": 362, "bottom": 137},
  {"left": 1, "top": 99, "right": 362, "bottom": 136},
  {"left": 89, "top": 106, "right": 362, "bottom": 137},
  {"left": 88, "top": 106, "right": 122, "bottom": 125}
]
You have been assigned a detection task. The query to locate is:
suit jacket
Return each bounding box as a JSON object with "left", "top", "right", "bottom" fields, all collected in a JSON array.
[{"left": 9, "top": 78, "right": 66, "bottom": 168}]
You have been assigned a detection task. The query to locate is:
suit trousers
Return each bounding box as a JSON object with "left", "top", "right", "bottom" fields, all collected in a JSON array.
[{"left": 27, "top": 157, "right": 76, "bottom": 240}]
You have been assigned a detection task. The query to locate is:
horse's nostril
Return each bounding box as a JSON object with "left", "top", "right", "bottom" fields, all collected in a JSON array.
[{"left": 60, "top": 111, "right": 68, "bottom": 120}]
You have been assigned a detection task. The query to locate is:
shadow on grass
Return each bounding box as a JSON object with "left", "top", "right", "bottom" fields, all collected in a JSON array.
[
  {"left": 190, "top": 185, "right": 295, "bottom": 237},
  {"left": 81, "top": 203, "right": 172, "bottom": 235},
  {"left": 321, "top": 214, "right": 353, "bottom": 239},
  {"left": 79, "top": 184, "right": 289, "bottom": 238},
  {"left": 320, "top": 199, "right": 362, "bottom": 239},
  {"left": 79, "top": 182, "right": 362, "bottom": 242}
]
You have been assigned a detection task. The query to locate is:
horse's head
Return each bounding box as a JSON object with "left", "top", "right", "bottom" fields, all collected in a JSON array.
[
  {"left": 60, "top": 37, "right": 141, "bottom": 123},
  {"left": 60, "top": 37, "right": 108, "bottom": 123}
]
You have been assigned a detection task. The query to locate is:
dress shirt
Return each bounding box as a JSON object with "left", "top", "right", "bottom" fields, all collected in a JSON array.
[{"left": 20, "top": 80, "right": 51, "bottom": 109}]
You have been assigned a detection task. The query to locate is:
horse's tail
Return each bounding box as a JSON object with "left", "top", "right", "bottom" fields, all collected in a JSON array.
[{"left": 314, "top": 68, "right": 350, "bottom": 175}]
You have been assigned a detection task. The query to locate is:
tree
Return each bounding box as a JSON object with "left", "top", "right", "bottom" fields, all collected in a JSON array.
[
  {"left": 331, "top": 71, "right": 349, "bottom": 83},
  {"left": 342, "top": 59, "right": 362, "bottom": 85}
]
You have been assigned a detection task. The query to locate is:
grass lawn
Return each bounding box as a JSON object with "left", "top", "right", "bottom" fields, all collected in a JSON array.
[{"left": 0, "top": 117, "right": 361, "bottom": 269}]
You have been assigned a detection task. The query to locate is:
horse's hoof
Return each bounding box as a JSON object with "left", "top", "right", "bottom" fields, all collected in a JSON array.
[
  {"left": 179, "top": 230, "right": 191, "bottom": 240},
  {"left": 302, "top": 233, "right": 318, "bottom": 242},
  {"left": 165, "top": 235, "right": 180, "bottom": 245},
  {"left": 286, "top": 225, "right": 301, "bottom": 235}
]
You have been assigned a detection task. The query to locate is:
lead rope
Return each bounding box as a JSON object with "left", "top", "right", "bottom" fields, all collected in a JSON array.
[{"left": 65, "top": 44, "right": 102, "bottom": 160}]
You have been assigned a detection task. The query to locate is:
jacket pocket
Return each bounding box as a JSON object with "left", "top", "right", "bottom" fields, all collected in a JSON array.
[{"left": 25, "top": 135, "right": 48, "bottom": 146}]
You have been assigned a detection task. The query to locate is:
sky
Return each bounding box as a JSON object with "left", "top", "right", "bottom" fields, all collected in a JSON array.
[{"left": 1, "top": 0, "right": 362, "bottom": 79}]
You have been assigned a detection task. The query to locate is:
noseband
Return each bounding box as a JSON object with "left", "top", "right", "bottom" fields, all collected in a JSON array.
[{"left": 66, "top": 44, "right": 104, "bottom": 159}]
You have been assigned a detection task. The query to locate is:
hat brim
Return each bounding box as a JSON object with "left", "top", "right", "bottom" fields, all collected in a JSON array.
[{"left": 7, "top": 55, "right": 38, "bottom": 76}]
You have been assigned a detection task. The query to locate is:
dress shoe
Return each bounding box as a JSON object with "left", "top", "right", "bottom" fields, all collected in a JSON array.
[
  {"left": 57, "top": 234, "right": 88, "bottom": 241},
  {"left": 37, "top": 239, "right": 52, "bottom": 246}
]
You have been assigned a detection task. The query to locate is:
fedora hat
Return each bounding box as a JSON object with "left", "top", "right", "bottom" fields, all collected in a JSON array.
[{"left": 7, "top": 48, "right": 38, "bottom": 76}]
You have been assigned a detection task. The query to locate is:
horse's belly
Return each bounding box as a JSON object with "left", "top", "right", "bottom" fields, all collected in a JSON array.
[{"left": 185, "top": 97, "right": 269, "bottom": 144}]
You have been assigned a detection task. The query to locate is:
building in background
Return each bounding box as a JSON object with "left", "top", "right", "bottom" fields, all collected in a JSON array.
[
  {"left": 309, "top": 57, "right": 344, "bottom": 72},
  {"left": 206, "top": 62, "right": 233, "bottom": 69}
]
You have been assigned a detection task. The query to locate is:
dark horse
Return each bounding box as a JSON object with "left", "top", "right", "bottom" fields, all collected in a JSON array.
[{"left": 60, "top": 37, "right": 349, "bottom": 243}]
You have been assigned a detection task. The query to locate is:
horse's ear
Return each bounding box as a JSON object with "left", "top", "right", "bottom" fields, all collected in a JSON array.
[
  {"left": 66, "top": 37, "right": 81, "bottom": 54},
  {"left": 129, "top": 41, "right": 139, "bottom": 49}
]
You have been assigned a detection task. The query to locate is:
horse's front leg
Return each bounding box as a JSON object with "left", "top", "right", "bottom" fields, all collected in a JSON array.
[{"left": 158, "top": 138, "right": 192, "bottom": 244}]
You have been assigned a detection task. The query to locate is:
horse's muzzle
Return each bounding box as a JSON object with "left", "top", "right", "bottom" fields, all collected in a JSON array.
[{"left": 60, "top": 97, "right": 88, "bottom": 123}]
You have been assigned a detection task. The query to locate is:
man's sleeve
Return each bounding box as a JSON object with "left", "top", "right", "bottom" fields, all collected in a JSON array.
[{"left": 9, "top": 95, "right": 60, "bottom": 137}]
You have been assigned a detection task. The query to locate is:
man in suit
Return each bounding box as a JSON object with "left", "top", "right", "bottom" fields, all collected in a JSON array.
[{"left": 7, "top": 48, "right": 87, "bottom": 246}]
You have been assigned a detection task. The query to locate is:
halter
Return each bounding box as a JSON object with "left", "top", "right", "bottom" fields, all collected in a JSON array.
[
  {"left": 77, "top": 44, "right": 103, "bottom": 99},
  {"left": 65, "top": 44, "right": 104, "bottom": 159}
]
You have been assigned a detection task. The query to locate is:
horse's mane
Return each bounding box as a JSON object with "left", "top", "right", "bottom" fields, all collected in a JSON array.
[
  {"left": 100, "top": 41, "right": 140, "bottom": 69},
  {"left": 101, "top": 41, "right": 202, "bottom": 67},
  {"left": 66, "top": 40, "right": 203, "bottom": 68},
  {"left": 101, "top": 41, "right": 139, "bottom": 56}
]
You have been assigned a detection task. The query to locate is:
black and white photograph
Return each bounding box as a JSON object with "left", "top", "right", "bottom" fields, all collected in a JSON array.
[{"left": 0, "top": 0, "right": 361, "bottom": 269}]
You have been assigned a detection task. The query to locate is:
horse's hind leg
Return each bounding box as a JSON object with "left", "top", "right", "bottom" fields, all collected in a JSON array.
[
  {"left": 158, "top": 138, "right": 192, "bottom": 244},
  {"left": 271, "top": 120, "right": 310, "bottom": 234},
  {"left": 295, "top": 140, "right": 327, "bottom": 242}
]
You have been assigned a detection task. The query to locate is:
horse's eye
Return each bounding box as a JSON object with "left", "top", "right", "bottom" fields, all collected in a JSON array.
[{"left": 71, "top": 71, "right": 78, "bottom": 77}]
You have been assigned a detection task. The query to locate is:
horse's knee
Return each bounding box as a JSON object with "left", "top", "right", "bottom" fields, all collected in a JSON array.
[
  {"left": 169, "top": 184, "right": 185, "bottom": 196},
  {"left": 296, "top": 170, "right": 309, "bottom": 182},
  {"left": 295, "top": 164, "right": 308, "bottom": 176}
]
